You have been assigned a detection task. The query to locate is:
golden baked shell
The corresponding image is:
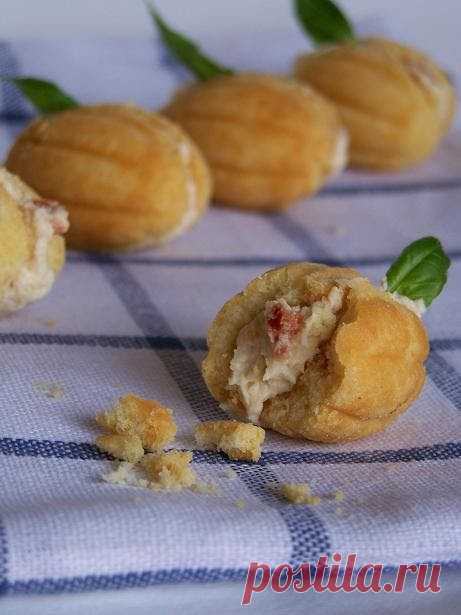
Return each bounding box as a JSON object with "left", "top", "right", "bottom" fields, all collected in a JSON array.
[
  {"left": 294, "top": 37, "right": 456, "bottom": 170},
  {"left": 6, "top": 104, "right": 212, "bottom": 251},
  {"left": 164, "top": 74, "right": 346, "bottom": 209}
]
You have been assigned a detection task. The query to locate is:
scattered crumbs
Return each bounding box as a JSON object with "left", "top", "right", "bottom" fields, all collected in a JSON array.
[
  {"left": 191, "top": 481, "right": 219, "bottom": 495},
  {"left": 35, "top": 318, "right": 57, "bottom": 328},
  {"left": 385, "top": 465, "right": 398, "bottom": 472},
  {"left": 315, "top": 223, "right": 347, "bottom": 237},
  {"left": 281, "top": 483, "right": 321, "bottom": 505},
  {"left": 222, "top": 467, "right": 238, "bottom": 480},
  {"left": 102, "top": 461, "right": 139, "bottom": 486},
  {"left": 33, "top": 382, "right": 64, "bottom": 400},
  {"left": 142, "top": 451, "right": 196, "bottom": 491},
  {"left": 96, "top": 433, "right": 144, "bottom": 464},
  {"left": 235, "top": 498, "right": 246, "bottom": 509},
  {"left": 333, "top": 490, "right": 345, "bottom": 502}
]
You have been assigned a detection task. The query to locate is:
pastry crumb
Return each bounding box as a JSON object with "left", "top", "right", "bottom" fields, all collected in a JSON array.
[
  {"left": 96, "top": 394, "right": 176, "bottom": 451},
  {"left": 333, "top": 489, "right": 345, "bottom": 502},
  {"left": 222, "top": 467, "right": 238, "bottom": 480},
  {"left": 142, "top": 451, "right": 196, "bottom": 491},
  {"left": 191, "top": 481, "right": 219, "bottom": 495},
  {"left": 234, "top": 498, "right": 246, "bottom": 509},
  {"left": 96, "top": 433, "right": 144, "bottom": 463},
  {"left": 281, "top": 483, "right": 321, "bottom": 505},
  {"left": 195, "top": 420, "right": 265, "bottom": 462},
  {"left": 102, "top": 461, "right": 142, "bottom": 487},
  {"left": 33, "top": 381, "right": 64, "bottom": 400}
]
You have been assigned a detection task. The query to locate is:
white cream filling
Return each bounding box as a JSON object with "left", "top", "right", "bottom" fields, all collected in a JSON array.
[
  {"left": 158, "top": 139, "right": 198, "bottom": 244},
  {"left": 329, "top": 128, "right": 349, "bottom": 176},
  {"left": 0, "top": 198, "right": 69, "bottom": 314},
  {"left": 381, "top": 277, "right": 426, "bottom": 317},
  {"left": 229, "top": 287, "right": 344, "bottom": 423},
  {"left": 0, "top": 167, "right": 35, "bottom": 203}
]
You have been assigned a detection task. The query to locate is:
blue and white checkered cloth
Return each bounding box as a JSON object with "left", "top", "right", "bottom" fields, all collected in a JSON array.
[{"left": 0, "top": 34, "right": 460, "bottom": 597}]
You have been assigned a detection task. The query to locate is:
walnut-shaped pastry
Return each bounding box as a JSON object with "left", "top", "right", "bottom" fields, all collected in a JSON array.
[
  {"left": 6, "top": 104, "right": 211, "bottom": 251},
  {"left": 293, "top": 0, "right": 456, "bottom": 169},
  {"left": 150, "top": 7, "right": 348, "bottom": 210},
  {"left": 202, "top": 238, "right": 449, "bottom": 442}
]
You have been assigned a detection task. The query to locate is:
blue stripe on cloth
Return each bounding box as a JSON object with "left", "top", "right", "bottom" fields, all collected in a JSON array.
[
  {"left": 88, "top": 254, "right": 226, "bottom": 423},
  {"left": 0, "top": 41, "right": 30, "bottom": 118},
  {"left": 268, "top": 212, "right": 340, "bottom": 263},
  {"left": 426, "top": 352, "right": 461, "bottom": 411},
  {"left": 3, "top": 559, "right": 461, "bottom": 596},
  {"left": 66, "top": 250, "right": 461, "bottom": 269},
  {"left": 234, "top": 464, "right": 330, "bottom": 565},
  {"left": 0, "top": 333, "right": 459, "bottom": 356},
  {"left": 0, "top": 437, "right": 109, "bottom": 461},
  {"left": 2, "top": 436, "right": 461, "bottom": 466},
  {"left": 320, "top": 179, "right": 461, "bottom": 196},
  {"left": 0, "top": 518, "right": 8, "bottom": 595},
  {"left": 431, "top": 339, "right": 461, "bottom": 352},
  {"left": 0, "top": 333, "right": 206, "bottom": 351},
  {"left": 3, "top": 567, "right": 247, "bottom": 595}
]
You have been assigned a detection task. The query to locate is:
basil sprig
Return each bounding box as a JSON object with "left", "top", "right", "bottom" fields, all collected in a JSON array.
[
  {"left": 384, "top": 237, "right": 450, "bottom": 308},
  {"left": 294, "top": 0, "right": 355, "bottom": 46},
  {"left": 1, "top": 77, "right": 78, "bottom": 114},
  {"left": 146, "top": 3, "right": 234, "bottom": 81}
]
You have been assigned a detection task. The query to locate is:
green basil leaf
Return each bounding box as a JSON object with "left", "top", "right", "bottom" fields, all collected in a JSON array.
[
  {"left": 1, "top": 77, "right": 78, "bottom": 114},
  {"left": 294, "top": 0, "right": 355, "bottom": 45},
  {"left": 385, "top": 236, "right": 450, "bottom": 308},
  {"left": 146, "top": 3, "right": 234, "bottom": 81}
]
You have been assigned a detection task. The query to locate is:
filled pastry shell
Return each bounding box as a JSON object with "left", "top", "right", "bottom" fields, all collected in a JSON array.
[{"left": 202, "top": 263, "right": 429, "bottom": 442}]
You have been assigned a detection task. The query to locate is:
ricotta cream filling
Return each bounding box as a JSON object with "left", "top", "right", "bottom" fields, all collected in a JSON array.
[
  {"left": 381, "top": 278, "right": 426, "bottom": 317},
  {"left": 0, "top": 186, "right": 69, "bottom": 314},
  {"left": 159, "top": 139, "right": 198, "bottom": 244},
  {"left": 329, "top": 128, "right": 349, "bottom": 177},
  {"left": 229, "top": 287, "right": 344, "bottom": 423}
]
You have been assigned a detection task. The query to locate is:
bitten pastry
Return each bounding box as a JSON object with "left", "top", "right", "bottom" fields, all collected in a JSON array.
[
  {"left": 164, "top": 74, "right": 347, "bottom": 209},
  {"left": 202, "top": 262, "right": 430, "bottom": 443},
  {"left": 293, "top": 0, "right": 456, "bottom": 170},
  {"left": 149, "top": 8, "right": 347, "bottom": 210},
  {"left": 0, "top": 167, "right": 68, "bottom": 314},
  {"left": 6, "top": 104, "right": 212, "bottom": 251}
]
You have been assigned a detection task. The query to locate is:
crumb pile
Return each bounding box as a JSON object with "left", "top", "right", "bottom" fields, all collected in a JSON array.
[
  {"left": 96, "top": 395, "right": 347, "bottom": 507},
  {"left": 96, "top": 394, "right": 195, "bottom": 492},
  {"left": 96, "top": 394, "right": 176, "bottom": 454},
  {"left": 96, "top": 395, "right": 269, "bottom": 494}
]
